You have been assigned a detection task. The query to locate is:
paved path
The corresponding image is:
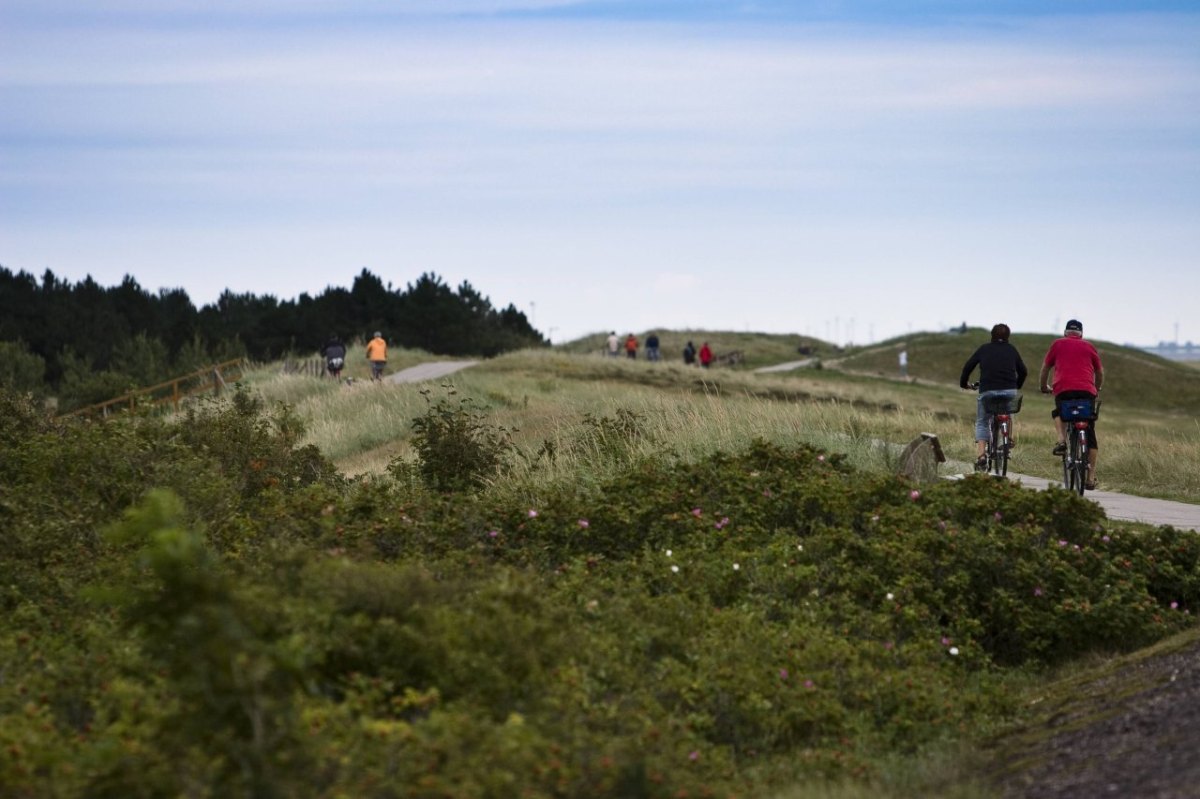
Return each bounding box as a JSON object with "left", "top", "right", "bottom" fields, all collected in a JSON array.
[
  {"left": 946, "top": 467, "right": 1200, "bottom": 532},
  {"left": 384, "top": 360, "right": 479, "bottom": 384},
  {"left": 754, "top": 358, "right": 816, "bottom": 373}
]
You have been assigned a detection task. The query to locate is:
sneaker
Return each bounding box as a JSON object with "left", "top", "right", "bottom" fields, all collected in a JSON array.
[
  {"left": 974, "top": 455, "right": 988, "bottom": 472},
  {"left": 1052, "top": 442, "right": 1066, "bottom": 456}
]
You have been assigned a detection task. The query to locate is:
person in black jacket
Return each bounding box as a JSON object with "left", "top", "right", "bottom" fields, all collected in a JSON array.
[
  {"left": 322, "top": 334, "right": 347, "bottom": 379},
  {"left": 960, "top": 323, "right": 1027, "bottom": 471}
]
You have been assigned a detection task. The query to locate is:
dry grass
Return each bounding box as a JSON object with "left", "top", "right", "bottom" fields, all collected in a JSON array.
[{"left": 242, "top": 347, "right": 1200, "bottom": 503}]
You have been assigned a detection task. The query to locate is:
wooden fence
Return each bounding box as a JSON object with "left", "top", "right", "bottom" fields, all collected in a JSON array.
[
  {"left": 280, "top": 357, "right": 326, "bottom": 378},
  {"left": 62, "top": 358, "right": 248, "bottom": 419}
]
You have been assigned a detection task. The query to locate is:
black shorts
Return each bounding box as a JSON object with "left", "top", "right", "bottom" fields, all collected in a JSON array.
[{"left": 1052, "top": 390, "right": 1098, "bottom": 450}]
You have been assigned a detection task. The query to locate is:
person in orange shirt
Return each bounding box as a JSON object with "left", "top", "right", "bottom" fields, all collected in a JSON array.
[
  {"left": 624, "top": 333, "right": 638, "bottom": 359},
  {"left": 366, "top": 331, "right": 388, "bottom": 381}
]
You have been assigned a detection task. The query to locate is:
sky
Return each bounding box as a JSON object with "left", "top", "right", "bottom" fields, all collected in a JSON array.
[{"left": 2, "top": 1, "right": 1198, "bottom": 347}]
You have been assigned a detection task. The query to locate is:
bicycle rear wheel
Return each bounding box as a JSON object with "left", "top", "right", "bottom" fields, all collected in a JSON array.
[
  {"left": 1070, "top": 431, "right": 1087, "bottom": 496},
  {"left": 997, "top": 421, "right": 1009, "bottom": 477},
  {"left": 988, "top": 419, "right": 1003, "bottom": 476}
]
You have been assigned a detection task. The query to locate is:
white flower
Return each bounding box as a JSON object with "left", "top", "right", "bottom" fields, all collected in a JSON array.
[
  {"left": 732, "top": 563, "right": 740, "bottom": 571},
  {"left": 949, "top": 647, "right": 960, "bottom": 656},
  {"left": 797, "top": 544, "right": 804, "bottom": 552},
  {"left": 670, "top": 565, "right": 680, "bottom": 573},
  {"left": 665, "top": 549, "right": 672, "bottom": 557},
  {"left": 886, "top": 592, "right": 894, "bottom": 601}
]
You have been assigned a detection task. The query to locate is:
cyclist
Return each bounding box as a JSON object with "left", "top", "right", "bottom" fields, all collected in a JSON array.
[
  {"left": 366, "top": 331, "right": 388, "bottom": 381},
  {"left": 1039, "top": 319, "right": 1103, "bottom": 490},
  {"left": 959, "top": 323, "right": 1028, "bottom": 472},
  {"left": 321, "top": 334, "right": 346, "bottom": 379}
]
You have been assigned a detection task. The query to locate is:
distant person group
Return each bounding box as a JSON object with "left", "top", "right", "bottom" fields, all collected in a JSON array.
[
  {"left": 607, "top": 332, "right": 713, "bottom": 367},
  {"left": 959, "top": 320, "right": 1104, "bottom": 489}
]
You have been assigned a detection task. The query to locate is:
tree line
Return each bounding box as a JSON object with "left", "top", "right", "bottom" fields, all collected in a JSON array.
[{"left": 0, "top": 266, "right": 545, "bottom": 407}]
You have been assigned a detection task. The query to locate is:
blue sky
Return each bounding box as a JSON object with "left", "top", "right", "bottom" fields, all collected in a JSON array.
[{"left": 2, "top": 1, "right": 1198, "bottom": 347}]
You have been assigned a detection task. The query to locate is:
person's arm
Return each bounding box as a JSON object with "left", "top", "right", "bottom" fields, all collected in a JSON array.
[
  {"left": 1015, "top": 352, "right": 1028, "bottom": 389},
  {"left": 1038, "top": 363, "right": 1052, "bottom": 393},
  {"left": 1094, "top": 353, "right": 1104, "bottom": 392},
  {"left": 1039, "top": 343, "right": 1055, "bottom": 393},
  {"left": 959, "top": 353, "right": 979, "bottom": 389}
]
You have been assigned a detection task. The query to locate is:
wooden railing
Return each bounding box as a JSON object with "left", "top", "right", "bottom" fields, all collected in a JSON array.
[
  {"left": 62, "top": 358, "right": 248, "bottom": 419},
  {"left": 280, "top": 357, "right": 325, "bottom": 378}
]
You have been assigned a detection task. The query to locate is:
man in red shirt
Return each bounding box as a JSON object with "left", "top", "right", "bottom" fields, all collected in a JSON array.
[{"left": 1038, "top": 319, "right": 1104, "bottom": 489}]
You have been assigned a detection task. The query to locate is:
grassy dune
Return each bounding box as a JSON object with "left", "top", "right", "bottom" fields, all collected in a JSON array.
[
  {"left": 834, "top": 327, "right": 1200, "bottom": 414},
  {"left": 559, "top": 328, "right": 830, "bottom": 369},
  {"left": 252, "top": 334, "right": 1200, "bottom": 504}
]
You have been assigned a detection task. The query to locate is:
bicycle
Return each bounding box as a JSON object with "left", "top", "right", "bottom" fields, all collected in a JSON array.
[
  {"left": 970, "top": 385, "right": 1022, "bottom": 477},
  {"left": 1058, "top": 396, "right": 1099, "bottom": 495}
]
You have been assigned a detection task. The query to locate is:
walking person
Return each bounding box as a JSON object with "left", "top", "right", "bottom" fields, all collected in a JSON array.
[
  {"left": 1039, "top": 319, "right": 1104, "bottom": 489},
  {"left": 699, "top": 342, "right": 713, "bottom": 368},
  {"left": 898, "top": 347, "right": 908, "bottom": 379},
  {"left": 683, "top": 340, "right": 696, "bottom": 366},
  {"left": 959, "top": 323, "right": 1027, "bottom": 472},
  {"left": 645, "top": 332, "right": 660, "bottom": 362},
  {"left": 606, "top": 331, "right": 619, "bottom": 357},
  {"left": 366, "top": 331, "right": 388, "bottom": 381},
  {"left": 322, "top": 334, "right": 347, "bottom": 380},
  {"left": 625, "top": 333, "right": 638, "bottom": 360}
]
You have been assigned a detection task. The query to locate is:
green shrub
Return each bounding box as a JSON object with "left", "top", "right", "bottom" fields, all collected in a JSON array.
[{"left": 402, "top": 387, "right": 515, "bottom": 491}]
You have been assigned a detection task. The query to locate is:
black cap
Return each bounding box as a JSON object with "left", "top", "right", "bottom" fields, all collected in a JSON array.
[{"left": 1065, "top": 319, "right": 1083, "bottom": 333}]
